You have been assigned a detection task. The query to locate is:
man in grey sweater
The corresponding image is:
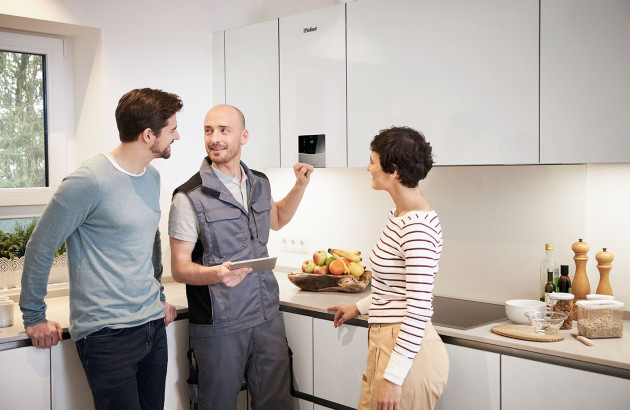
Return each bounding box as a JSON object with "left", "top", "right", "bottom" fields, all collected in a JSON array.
[{"left": 19, "top": 88, "right": 182, "bottom": 410}]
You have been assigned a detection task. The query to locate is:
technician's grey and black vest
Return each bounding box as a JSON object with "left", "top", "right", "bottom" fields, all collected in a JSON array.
[{"left": 173, "top": 157, "right": 280, "bottom": 334}]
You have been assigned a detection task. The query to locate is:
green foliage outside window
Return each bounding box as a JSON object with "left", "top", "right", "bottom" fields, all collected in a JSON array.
[
  {"left": 0, "top": 220, "right": 65, "bottom": 259},
  {"left": 0, "top": 50, "right": 46, "bottom": 188}
]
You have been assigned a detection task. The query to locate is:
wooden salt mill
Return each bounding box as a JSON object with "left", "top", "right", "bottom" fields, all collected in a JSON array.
[
  {"left": 595, "top": 248, "right": 614, "bottom": 295},
  {"left": 571, "top": 239, "right": 591, "bottom": 318}
]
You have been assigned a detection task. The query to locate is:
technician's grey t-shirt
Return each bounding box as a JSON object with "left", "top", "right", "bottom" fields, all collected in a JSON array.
[{"left": 168, "top": 165, "right": 274, "bottom": 243}]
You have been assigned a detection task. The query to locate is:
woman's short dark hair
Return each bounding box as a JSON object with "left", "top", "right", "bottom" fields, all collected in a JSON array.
[
  {"left": 115, "top": 88, "right": 183, "bottom": 142},
  {"left": 370, "top": 126, "right": 434, "bottom": 188}
]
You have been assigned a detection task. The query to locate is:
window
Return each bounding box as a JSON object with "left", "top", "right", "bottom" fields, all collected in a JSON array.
[
  {"left": 0, "top": 50, "right": 46, "bottom": 188},
  {"left": 0, "top": 30, "right": 69, "bottom": 206}
]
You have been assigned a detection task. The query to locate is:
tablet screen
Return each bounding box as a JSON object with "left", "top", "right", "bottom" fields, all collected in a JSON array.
[{"left": 229, "top": 256, "right": 277, "bottom": 273}]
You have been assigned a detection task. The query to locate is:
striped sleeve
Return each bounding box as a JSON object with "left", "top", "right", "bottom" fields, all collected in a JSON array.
[{"left": 383, "top": 213, "right": 441, "bottom": 385}]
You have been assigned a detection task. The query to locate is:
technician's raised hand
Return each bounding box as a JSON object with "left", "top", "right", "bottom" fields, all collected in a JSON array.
[
  {"left": 223, "top": 262, "right": 253, "bottom": 287},
  {"left": 293, "top": 163, "right": 314, "bottom": 188},
  {"left": 26, "top": 320, "right": 63, "bottom": 349}
]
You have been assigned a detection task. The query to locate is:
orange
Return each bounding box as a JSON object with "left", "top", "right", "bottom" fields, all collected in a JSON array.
[{"left": 329, "top": 260, "right": 345, "bottom": 275}]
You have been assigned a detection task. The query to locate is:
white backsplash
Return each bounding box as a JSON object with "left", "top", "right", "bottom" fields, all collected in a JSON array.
[{"left": 262, "top": 164, "right": 630, "bottom": 307}]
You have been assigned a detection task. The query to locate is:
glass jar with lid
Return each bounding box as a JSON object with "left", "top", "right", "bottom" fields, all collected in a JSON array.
[
  {"left": 576, "top": 300, "right": 624, "bottom": 338},
  {"left": 586, "top": 294, "right": 614, "bottom": 301},
  {"left": 547, "top": 292, "right": 574, "bottom": 329}
]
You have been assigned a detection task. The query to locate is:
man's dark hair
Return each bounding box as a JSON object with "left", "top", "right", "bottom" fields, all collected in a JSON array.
[
  {"left": 370, "top": 126, "right": 434, "bottom": 188},
  {"left": 115, "top": 88, "right": 183, "bottom": 142}
]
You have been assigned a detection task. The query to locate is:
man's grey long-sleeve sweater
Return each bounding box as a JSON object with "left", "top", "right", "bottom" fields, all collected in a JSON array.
[{"left": 20, "top": 154, "right": 165, "bottom": 341}]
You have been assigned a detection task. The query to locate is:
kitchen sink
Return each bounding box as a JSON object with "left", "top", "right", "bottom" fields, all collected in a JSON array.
[{"left": 432, "top": 296, "right": 507, "bottom": 330}]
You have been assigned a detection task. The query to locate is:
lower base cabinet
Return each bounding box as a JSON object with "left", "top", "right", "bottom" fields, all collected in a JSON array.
[
  {"left": 164, "top": 318, "right": 190, "bottom": 409},
  {"left": 313, "top": 317, "right": 368, "bottom": 408},
  {"left": 501, "top": 355, "right": 630, "bottom": 410},
  {"left": 435, "top": 344, "right": 500, "bottom": 410},
  {"left": 51, "top": 339, "right": 93, "bottom": 409},
  {"left": 49, "top": 318, "right": 190, "bottom": 410},
  {"left": 0, "top": 345, "right": 51, "bottom": 409}
]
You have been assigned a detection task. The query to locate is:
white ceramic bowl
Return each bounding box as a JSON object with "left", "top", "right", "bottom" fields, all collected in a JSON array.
[{"left": 505, "top": 299, "right": 547, "bottom": 325}]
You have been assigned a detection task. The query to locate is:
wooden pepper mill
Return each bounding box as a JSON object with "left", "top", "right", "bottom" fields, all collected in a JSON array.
[
  {"left": 595, "top": 248, "right": 614, "bottom": 295},
  {"left": 571, "top": 239, "right": 591, "bottom": 318}
]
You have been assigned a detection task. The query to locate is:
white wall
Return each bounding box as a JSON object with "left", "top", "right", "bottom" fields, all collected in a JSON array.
[
  {"left": 2, "top": 0, "right": 629, "bottom": 309},
  {"left": 263, "top": 164, "right": 630, "bottom": 307}
]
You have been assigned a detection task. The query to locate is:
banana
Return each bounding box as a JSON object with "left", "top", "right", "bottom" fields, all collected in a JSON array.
[{"left": 328, "top": 248, "right": 362, "bottom": 263}]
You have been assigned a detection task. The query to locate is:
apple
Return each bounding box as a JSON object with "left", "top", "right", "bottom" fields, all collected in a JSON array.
[
  {"left": 313, "top": 250, "right": 328, "bottom": 265},
  {"left": 313, "top": 264, "right": 329, "bottom": 275},
  {"left": 348, "top": 262, "right": 365, "bottom": 277},
  {"left": 302, "top": 259, "right": 316, "bottom": 273}
]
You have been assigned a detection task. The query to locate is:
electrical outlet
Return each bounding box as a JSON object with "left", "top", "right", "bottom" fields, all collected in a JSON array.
[
  {"left": 280, "top": 235, "right": 309, "bottom": 253},
  {"left": 293, "top": 235, "right": 308, "bottom": 252}
]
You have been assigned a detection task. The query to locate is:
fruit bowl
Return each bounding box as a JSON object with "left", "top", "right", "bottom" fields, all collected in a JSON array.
[
  {"left": 288, "top": 271, "right": 371, "bottom": 293},
  {"left": 525, "top": 310, "right": 568, "bottom": 334}
]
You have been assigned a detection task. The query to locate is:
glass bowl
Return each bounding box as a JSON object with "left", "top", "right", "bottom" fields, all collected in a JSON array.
[{"left": 525, "top": 310, "right": 568, "bottom": 334}]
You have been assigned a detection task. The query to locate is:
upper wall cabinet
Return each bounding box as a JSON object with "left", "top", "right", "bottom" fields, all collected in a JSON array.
[
  {"left": 214, "top": 19, "right": 281, "bottom": 168},
  {"left": 346, "top": 0, "right": 539, "bottom": 167},
  {"left": 280, "top": 4, "right": 347, "bottom": 168},
  {"left": 540, "top": 0, "right": 630, "bottom": 164}
]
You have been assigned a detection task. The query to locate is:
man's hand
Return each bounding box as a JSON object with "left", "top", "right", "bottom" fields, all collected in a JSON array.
[
  {"left": 293, "top": 163, "right": 314, "bottom": 188},
  {"left": 327, "top": 304, "right": 360, "bottom": 328},
  {"left": 25, "top": 320, "right": 63, "bottom": 349},
  {"left": 376, "top": 379, "right": 403, "bottom": 410},
  {"left": 221, "top": 262, "right": 253, "bottom": 287},
  {"left": 162, "top": 302, "right": 178, "bottom": 326}
]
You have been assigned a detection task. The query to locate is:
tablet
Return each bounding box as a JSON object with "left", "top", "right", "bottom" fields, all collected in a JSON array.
[{"left": 229, "top": 256, "right": 277, "bottom": 273}]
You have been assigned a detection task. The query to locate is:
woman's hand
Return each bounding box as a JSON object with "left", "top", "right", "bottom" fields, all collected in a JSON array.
[
  {"left": 327, "top": 303, "right": 360, "bottom": 327},
  {"left": 377, "top": 379, "right": 403, "bottom": 410}
]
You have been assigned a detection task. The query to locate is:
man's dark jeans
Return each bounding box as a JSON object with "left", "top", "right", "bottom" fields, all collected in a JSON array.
[{"left": 76, "top": 318, "right": 168, "bottom": 410}]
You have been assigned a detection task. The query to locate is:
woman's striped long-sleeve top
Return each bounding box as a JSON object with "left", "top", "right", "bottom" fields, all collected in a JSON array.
[{"left": 356, "top": 208, "right": 443, "bottom": 385}]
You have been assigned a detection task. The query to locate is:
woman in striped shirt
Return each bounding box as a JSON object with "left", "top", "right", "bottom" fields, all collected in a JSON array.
[{"left": 328, "top": 126, "right": 449, "bottom": 410}]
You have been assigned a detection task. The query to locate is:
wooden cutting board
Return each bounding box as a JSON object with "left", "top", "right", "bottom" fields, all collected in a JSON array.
[{"left": 491, "top": 324, "right": 564, "bottom": 342}]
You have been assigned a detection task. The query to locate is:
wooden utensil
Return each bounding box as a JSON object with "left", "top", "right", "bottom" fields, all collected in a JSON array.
[
  {"left": 491, "top": 324, "right": 564, "bottom": 342},
  {"left": 572, "top": 333, "right": 594, "bottom": 346},
  {"left": 595, "top": 248, "right": 614, "bottom": 296}
]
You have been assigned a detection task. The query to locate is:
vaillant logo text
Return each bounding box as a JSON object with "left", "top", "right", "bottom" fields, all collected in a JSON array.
[{"left": 303, "top": 26, "right": 318, "bottom": 33}]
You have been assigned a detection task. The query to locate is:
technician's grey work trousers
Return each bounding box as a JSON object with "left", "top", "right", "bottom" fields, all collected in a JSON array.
[{"left": 189, "top": 313, "right": 294, "bottom": 410}]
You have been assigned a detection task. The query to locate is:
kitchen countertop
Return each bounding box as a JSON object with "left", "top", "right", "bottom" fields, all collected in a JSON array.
[{"left": 1, "top": 271, "right": 629, "bottom": 379}]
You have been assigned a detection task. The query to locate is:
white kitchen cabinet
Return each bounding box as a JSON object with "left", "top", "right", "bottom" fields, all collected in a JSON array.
[
  {"left": 312, "top": 317, "right": 367, "bottom": 408},
  {"left": 50, "top": 319, "right": 190, "bottom": 410},
  {"left": 224, "top": 19, "right": 281, "bottom": 169},
  {"left": 51, "top": 339, "right": 94, "bottom": 410},
  {"left": 212, "top": 30, "right": 225, "bottom": 106},
  {"left": 164, "top": 318, "right": 190, "bottom": 410},
  {"left": 237, "top": 390, "right": 249, "bottom": 410},
  {"left": 434, "top": 344, "right": 500, "bottom": 410},
  {"left": 347, "top": 0, "right": 539, "bottom": 167},
  {"left": 295, "top": 398, "right": 314, "bottom": 410},
  {"left": 279, "top": 4, "right": 347, "bottom": 168},
  {"left": 540, "top": 0, "right": 630, "bottom": 164},
  {"left": 0, "top": 345, "right": 51, "bottom": 409},
  {"left": 282, "top": 311, "right": 314, "bottom": 395},
  {"left": 502, "top": 355, "right": 630, "bottom": 409}
]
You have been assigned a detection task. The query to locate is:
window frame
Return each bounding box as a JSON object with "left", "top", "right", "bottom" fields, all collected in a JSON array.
[{"left": 0, "top": 30, "right": 70, "bottom": 206}]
